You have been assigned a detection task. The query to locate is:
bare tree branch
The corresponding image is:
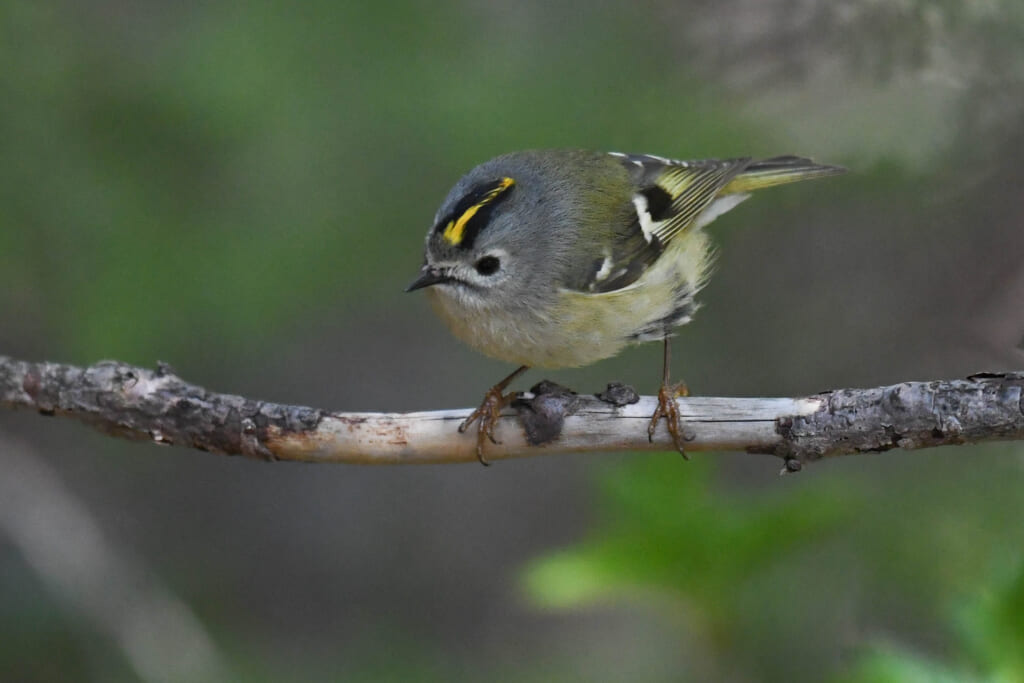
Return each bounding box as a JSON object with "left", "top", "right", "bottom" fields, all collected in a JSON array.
[{"left": 1, "top": 355, "right": 1022, "bottom": 468}]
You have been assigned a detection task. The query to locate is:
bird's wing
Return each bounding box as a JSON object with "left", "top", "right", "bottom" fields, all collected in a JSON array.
[
  {"left": 611, "top": 153, "right": 755, "bottom": 246},
  {"left": 576, "top": 153, "right": 843, "bottom": 294}
]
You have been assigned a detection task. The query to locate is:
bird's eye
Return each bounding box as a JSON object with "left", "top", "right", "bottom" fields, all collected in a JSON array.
[{"left": 474, "top": 255, "right": 501, "bottom": 276}]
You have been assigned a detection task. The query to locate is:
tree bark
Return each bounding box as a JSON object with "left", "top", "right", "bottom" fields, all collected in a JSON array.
[{"left": 2, "top": 356, "right": 1022, "bottom": 468}]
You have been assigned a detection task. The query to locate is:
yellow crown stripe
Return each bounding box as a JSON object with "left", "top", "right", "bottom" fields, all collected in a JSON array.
[
  {"left": 443, "top": 205, "right": 480, "bottom": 245},
  {"left": 442, "top": 177, "right": 515, "bottom": 245}
]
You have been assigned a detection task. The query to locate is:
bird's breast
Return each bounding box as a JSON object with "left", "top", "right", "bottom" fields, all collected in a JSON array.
[{"left": 425, "top": 231, "right": 713, "bottom": 368}]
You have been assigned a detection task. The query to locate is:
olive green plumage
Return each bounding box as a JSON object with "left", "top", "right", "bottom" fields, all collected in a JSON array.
[{"left": 408, "top": 149, "right": 844, "bottom": 369}]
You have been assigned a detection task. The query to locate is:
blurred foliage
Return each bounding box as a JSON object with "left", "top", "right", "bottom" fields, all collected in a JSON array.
[
  {"left": 526, "top": 458, "right": 848, "bottom": 615},
  {"left": 0, "top": 0, "right": 758, "bottom": 367},
  {"left": 524, "top": 446, "right": 1024, "bottom": 680},
  {"left": 2, "top": 0, "right": 1024, "bottom": 682},
  {"left": 837, "top": 560, "right": 1024, "bottom": 682}
]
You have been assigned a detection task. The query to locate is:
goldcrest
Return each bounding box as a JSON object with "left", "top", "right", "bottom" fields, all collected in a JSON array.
[{"left": 407, "top": 149, "right": 844, "bottom": 462}]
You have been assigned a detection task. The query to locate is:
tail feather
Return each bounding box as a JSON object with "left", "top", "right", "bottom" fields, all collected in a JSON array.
[{"left": 721, "top": 156, "right": 846, "bottom": 194}]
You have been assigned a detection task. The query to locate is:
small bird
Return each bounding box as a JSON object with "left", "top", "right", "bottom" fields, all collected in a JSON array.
[{"left": 407, "top": 149, "right": 844, "bottom": 463}]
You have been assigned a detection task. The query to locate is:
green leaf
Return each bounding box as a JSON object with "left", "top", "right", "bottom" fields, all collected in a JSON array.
[
  {"left": 833, "top": 645, "right": 977, "bottom": 683},
  {"left": 524, "top": 458, "right": 849, "bottom": 616},
  {"left": 958, "top": 562, "right": 1024, "bottom": 680}
]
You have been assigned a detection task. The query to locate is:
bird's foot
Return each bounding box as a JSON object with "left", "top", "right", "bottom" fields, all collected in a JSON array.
[
  {"left": 647, "top": 380, "right": 691, "bottom": 459},
  {"left": 459, "top": 384, "right": 517, "bottom": 465}
]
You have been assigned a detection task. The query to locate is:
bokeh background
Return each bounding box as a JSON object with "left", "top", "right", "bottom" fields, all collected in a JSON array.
[{"left": 2, "top": 1, "right": 1024, "bottom": 681}]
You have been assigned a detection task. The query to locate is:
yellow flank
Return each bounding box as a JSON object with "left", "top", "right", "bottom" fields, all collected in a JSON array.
[{"left": 442, "top": 177, "right": 515, "bottom": 245}]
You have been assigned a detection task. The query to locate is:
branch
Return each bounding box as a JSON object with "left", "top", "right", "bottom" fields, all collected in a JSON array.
[{"left": 2, "top": 355, "right": 1023, "bottom": 468}]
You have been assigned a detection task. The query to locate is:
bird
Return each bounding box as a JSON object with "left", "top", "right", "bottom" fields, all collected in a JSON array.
[{"left": 406, "top": 149, "right": 845, "bottom": 463}]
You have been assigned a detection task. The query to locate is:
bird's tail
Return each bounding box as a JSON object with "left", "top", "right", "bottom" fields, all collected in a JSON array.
[{"left": 722, "top": 156, "right": 846, "bottom": 195}]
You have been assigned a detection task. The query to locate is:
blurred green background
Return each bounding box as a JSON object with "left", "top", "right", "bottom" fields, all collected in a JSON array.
[{"left": 2, "top": 1, "right": 1024, "bottom": 681}]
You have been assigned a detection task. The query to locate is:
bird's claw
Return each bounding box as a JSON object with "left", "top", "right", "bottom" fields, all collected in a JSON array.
[
  {"left": 648, "top": 381, "right": 691, "bottom": 459},
  {"left": 460, "top": 385, "right": 514, "bottom": 465}
]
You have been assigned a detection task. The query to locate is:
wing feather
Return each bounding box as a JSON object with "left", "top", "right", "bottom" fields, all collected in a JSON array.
[{"left": 574, "top": 152, "right": 843, "bottom": 294}]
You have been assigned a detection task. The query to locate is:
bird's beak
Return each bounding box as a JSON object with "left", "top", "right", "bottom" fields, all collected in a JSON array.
[{"left": 405, "top": 265, "right": 452, "bottom": 292}]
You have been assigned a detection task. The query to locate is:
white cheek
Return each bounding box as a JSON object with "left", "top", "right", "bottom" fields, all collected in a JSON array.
[{"left": 430, "top": 281, "right": 487, "bottom": 312}]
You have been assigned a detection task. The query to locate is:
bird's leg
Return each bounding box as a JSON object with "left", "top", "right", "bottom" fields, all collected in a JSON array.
[
  {"left": 647, "top": 337, "right": 690, "bottom": 459},
  {"left": 459, "top": 365, "right": 529, "bottom": 465}
]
